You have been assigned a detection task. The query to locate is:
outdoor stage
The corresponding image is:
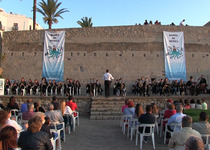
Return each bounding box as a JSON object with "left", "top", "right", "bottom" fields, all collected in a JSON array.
[{"left": 0, "top": 94, "right": 209, "bottom": 119}]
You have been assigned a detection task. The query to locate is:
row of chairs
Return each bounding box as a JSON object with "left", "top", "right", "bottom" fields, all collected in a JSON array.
[{"left": 11, "top": 109, "right": 79, "bottom": 150}]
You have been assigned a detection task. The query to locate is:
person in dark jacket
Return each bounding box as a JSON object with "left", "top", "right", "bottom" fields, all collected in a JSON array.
[
  {"left": 138, "top": 105, "right": 156, "bottom": 143},
  {"left": 18, "top": 116, "right": 53, "bottom": 150}
]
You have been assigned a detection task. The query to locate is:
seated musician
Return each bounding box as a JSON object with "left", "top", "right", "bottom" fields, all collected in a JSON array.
[
  {"left": 178, "top": 79, "right": 186, "bottom": 95},
  {"left": 26, "top": 79, "right": 34, "bottom": 95},
  {"left": 136, "top": 77, "right": 144, "bottom": 96},
  {"left": 132, "top": 80, "right": 138, "bottom": 95},
  {"left": 76, "top": 80, "right": 81, "bottom": 95},
  {"left": 86, "top": 79, "right": 91, "bottom": 96},
  {"left": 151, "top": 78, "right": 158, "bottom": 94},
  {"left": 40, "top": 77, "right": 48, "bottom": 95},
  {"left": 113, "top": 79, "right": 119, "bottom": 96},
  {"left": 157, "top": 79, "right": 164, "bottom": 95},
  {"left": 52, "top": 80, "right": 57, "bottom": 95},
  {"left": 19, "top": 77, "right": 26, "bottom": 95},
  {"left": 57, "top": 81, "right": 63, "bottom": 95},
  {"left": 68, "top": 79, "right": 74, "bottom": 95},
  {"left": 32, "top": 79, "right": 39, "bottom": 95},
  {"left": 196, "top": 75, "right": 207, "bottom": 95},
  {"left": 4, "top": 78, "right": 11, "bottom": 95},
  {"left": 143, "top": 77, "right": 150, "bottom": 96},
  {"left": 171, "top": 80, "right": 178, "bottom": 95},
  {"left": 119, "top": 78, "right": 126, "bottom": 96},
  {"left": 47, "top": 80, "right": 53, "bottom": 95},
  {"left": 96, "top": 80, "right": 103, "bottom": 95},
  {"left": 64, "top": 78, "right": 69, "bottom": 95},
  {"left": 161, "top": 78, "right": 170, "bottom": 96},
  {"left": 186, "top": 76, "right": 196, "bottom": 96}
]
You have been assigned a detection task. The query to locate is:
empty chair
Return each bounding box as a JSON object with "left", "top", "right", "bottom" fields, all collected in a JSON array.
[{"left": 127, "top": 118, "right": 138, "bottom": 140}]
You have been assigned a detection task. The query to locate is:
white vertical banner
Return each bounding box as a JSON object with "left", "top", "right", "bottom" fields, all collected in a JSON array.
[
  {"left": 42, "top": 31, "right": 65, "bottom": 81},
  {"left": 163, "top": 31, "right": 187, "bottom": 81},
  {"left": 0, "top": 79, "right": 4, "bottom": 95}
]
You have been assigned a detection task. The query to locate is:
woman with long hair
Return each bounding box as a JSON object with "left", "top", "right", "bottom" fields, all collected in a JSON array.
[
  {"left": 151, "top": 103, "right": 159, "bottom": 115},
  {"left": 60, "top": 100, "right": 73, "bottom": 131},
  {"left": 0, "top": 126, "right": 18, "bottom": 150},
  {"left": 134, "top": 104, "right": 144, "bottom": 119}
]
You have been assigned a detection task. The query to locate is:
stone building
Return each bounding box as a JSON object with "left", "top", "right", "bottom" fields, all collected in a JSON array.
[{"left": 1, "top": 25, "right": 210, "bottom": 92}]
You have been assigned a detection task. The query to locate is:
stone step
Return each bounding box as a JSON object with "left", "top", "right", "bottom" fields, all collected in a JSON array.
[
  {"left": 91, "top": 104, "right": 123, "bottom": 108},
  {"left": 92, "top": 101, "right": 125, "bottom": 104},
  {"left": 91, "top": 107, "right": 121, "bottom": 111},
  {"left": 90, "top": 115, "right": 121, "bottom": 120},
  {"left": 90, "top": 111, "right": 122, "bottom": 115}
]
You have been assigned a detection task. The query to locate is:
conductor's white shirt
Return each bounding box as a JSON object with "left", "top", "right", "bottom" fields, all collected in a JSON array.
[{"left": 103, "top": 73, "right": 114, "bottom": 81}]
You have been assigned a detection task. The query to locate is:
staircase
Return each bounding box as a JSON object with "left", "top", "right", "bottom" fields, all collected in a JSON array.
[{"left": 90, "top": 97, "right": 125, "bottom": 120}]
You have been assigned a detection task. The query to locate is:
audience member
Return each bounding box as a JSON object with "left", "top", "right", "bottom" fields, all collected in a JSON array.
[
  {"left": 179, "top": 19, "right": 185, "bottom": 26},
  {"left": 201, "top": 99, "right": 207, "bottom": 110},
  {"left": 122, "top": 99, "right": 129, "bottom": 112},
  {"left": 22, "top": 102, "right": 35, "bottom": 120},
  {"left": 45, "top": 103, "right": 64, "bottom": 124},
  {"left": 195, "top": 100, "right": 202, "bottom": 109},
  {"left": 185, "top": 136, "right": 204, "bottom": 150},
  {"left": 184, "top": 99, "right": 190, "bottom": 109},
  {"left": 18, "top": 116, "right": 53, "bottom": 150},
  {"left": 163, "top": 103, "right": 176, "bottom": 127},
  {"left": 138, "top": 105, "right": 156, "bottom": 143},
  {"left": 168, "top": 116, "right": 201, "bottom": 150},
  {"left": 167, "top": 105, "right": 186, "bottom": 130},
  {"left": 52, "top": 96, "right": 59, "bottom": 110},
  {"left": 4, "top": 108, "right": 22, "bottom": 133},
  {"left": 0, "top": 100, "right": 4, "bottom": 109},
  {"left": 192, "top": 111, "right": 210, "bottom": 134},
  {"left": 21, "top": 98, "right": 32, "bottom": 113},
  {"left": 151, "top": 103, "right": 159, "bottom": 115},
  {"left": 123, "top": 100, "right": 135, "bottom": 116},
  {"left": 34, "top": 101, "right": 45, "bottom": 113},
  {"left": 134, "top": 104, "right": 144, "bottom": 119},
  {"left": 60, "top": 100, "right": 73, "bottom": 131},
  {"left": 0, "top": 126, "right": 18, "bottom": 150},
  {"left": 189, "top": 99, "right": 195, "bottom": 109},
  {"left": 0, "top": 109, "right": 8, "bottom": 131},
  {"left": 7, "top": 96, "right": 19, "bottom": 110}
]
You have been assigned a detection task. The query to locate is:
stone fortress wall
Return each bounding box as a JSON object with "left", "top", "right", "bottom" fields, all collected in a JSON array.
[{"left": 1, "top": 25, "right": 210, "bottom": 92}]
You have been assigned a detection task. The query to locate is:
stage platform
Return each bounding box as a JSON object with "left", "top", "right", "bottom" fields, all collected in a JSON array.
[{"left": 0, "top": 94, "right": 209, "bottom": 119}]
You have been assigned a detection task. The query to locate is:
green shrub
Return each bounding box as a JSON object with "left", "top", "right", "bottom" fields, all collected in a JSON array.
[{"left": 183, "top": 109, "right": 210, "bottom": 122}]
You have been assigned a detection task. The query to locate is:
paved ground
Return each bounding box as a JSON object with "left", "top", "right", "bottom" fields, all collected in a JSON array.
[{"left": 62, "top": 115, "right": 169, "bottom": 150}]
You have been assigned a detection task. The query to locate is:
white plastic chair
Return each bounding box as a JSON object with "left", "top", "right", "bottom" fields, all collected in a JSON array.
[
  {"left": 164, "top": 122, "right": 182, "bottom": 144},
  {"left": 154, "top": 115, "right": 159, "bottom": 135},
  {"left": 127, "top": 118, "right": 138, "bottom": 141},
  {"left": 136, "top": 124, "right": 155, "bottom": 149},
  {"left": 50, "top": 122, "right": 66, "bottom": 150},
  {"left": 11, "top": 109, "right": 21, "bottom": 122},
  {"left": 121, "top": 115, "right": 132, "bottom": 134},
  {"left": 72, "top": 111, "right": 79, "bottom": 131},
  {"left": 63, "top": 114, "right": 71, "bottom": 134},
  {"left": 160, "top": 118, "right": 169, "bottom": 137},
  {"left": 201, "top": 134, "right": 210, "bottom": 150},
  {"left": 50, "top": 130, "right": 59, "bottom": 150}
]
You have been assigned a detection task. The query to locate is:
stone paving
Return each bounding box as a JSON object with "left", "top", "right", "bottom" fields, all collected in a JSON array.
[{"left": 62, "top": 115, "right": 168, "bottom": 150}]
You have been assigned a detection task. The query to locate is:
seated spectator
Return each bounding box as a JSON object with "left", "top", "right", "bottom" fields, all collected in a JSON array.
[
  {"left": 163, "top": 103, "right": 176, "bottom": 127},
  {"left": 195, "top": 100, "right": 202, "bottom": 109},
  {"left": 21, "top": 98, "right": 32, "bottom": 113},
  {"left": 149, "top": 20, "right": 153, "bottom": 25},
  {"left": 45, "top": 103, "right": 64, "bottom": 124},
  {"left": 124, "top": 100, "right": 135, "bottom": 116},
  {"left": 22, "top": 102, "right": 35, "bottom": 120},
  {"left": 201, "top": 99, "right": 208, "bottom": 110},
  {"left": 4, "top": 108, "right": 22, "bottom": 133},
  {"left": 66, "top": 96, "right": 78, "bottom": 112},
  {"left": 151, "top": 103, "right": 159, "bottom": 115},
  {"left": 184, "top": 99, "right": 190, "bottom": 110},
  {"left": 134, "top": 104, "right": 144, "bottom": 119},
  {"left": 179, "top": 99, "right": 184, "bottom": 106},
  {"left": 138, "top": 105, "right": 156, "bottom": 143},
  {"left": 192, "top": 111, "right": 210, "bottom": 134},
  {"left": 60, "top": 100, "right": 73, "bottom": 131},
  {"left": 144, "top": 20, "right": 148, "bottom": 25},
  {"left": 154, "top": 20, "right": 159, "bottom": 25},
  {"left": 185, "top": 136, "right": 204, "bottom": 150},
  {"left": 122, "top": 99, "right": 129, "bottom": 113},
  {"left": 168, "top": 116, "right": 201, "bottom": 150},
  {"left": 190, "top": 99, "right": 195, "bottom": 109},
  {"left": 52, "top": 96, "right": 59, "bottom": 110},
  {"left": 0, "top": 109, "right": 9, "bottom": 131},
  {"left": 167, "top": 105, "right": 186, "bottom": 131},
  {"left": 7, "top": 96, "right": 19, "bottom": 110},
  {"left": 34, "top": 101, "right": 45, "bottom": 113},
  {"left": 18, "top": 116, "right": 53, "bottom": 150},
  {"left": 0, "top": 126, "right": 18, "bottom": 150},
  {"left": 0, "top": 100, "right": 4, "bottom": 109}
]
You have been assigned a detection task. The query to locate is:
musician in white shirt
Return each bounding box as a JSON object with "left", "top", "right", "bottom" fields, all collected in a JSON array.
[{"left": 103, "top": 69, "right": 114, "bottom": 97}]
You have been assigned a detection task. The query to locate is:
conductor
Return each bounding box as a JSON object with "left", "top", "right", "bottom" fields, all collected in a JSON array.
[{"left": 103, "top": 69, "right": 114, "bottom": 97}]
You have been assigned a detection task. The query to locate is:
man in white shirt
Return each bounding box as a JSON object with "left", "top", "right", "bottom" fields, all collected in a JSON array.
[
  {"left": 179, "top": 19, "right": 185, "bottom": 26},
  {"left": 103, "top": 69, "right": 114, "bottom": 97}
]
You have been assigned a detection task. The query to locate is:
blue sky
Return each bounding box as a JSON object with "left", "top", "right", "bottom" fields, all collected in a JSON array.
[{"left": 0, "top": 0, "right": 210, "bottom": 29}]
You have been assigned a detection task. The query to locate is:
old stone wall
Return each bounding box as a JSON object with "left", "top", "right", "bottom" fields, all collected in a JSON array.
[{"left": 1, "top": 25, "right": 210, "bottom": 91}]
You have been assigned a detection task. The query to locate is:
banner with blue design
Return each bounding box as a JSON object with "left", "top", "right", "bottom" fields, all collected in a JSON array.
[
  {"left": 42, "top": 31, "right": 65, "bottom": 82},
  {"left": 163, "top": 31, "right": 187, "bottom": 81}
]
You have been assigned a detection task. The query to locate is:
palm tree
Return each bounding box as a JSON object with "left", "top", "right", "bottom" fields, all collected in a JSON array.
[
  {"left": 77, "top": 17, "right": 93, "bottom": 27},
  {"left": 36, "top": 0, "right": 69, "bottom": 29}
]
